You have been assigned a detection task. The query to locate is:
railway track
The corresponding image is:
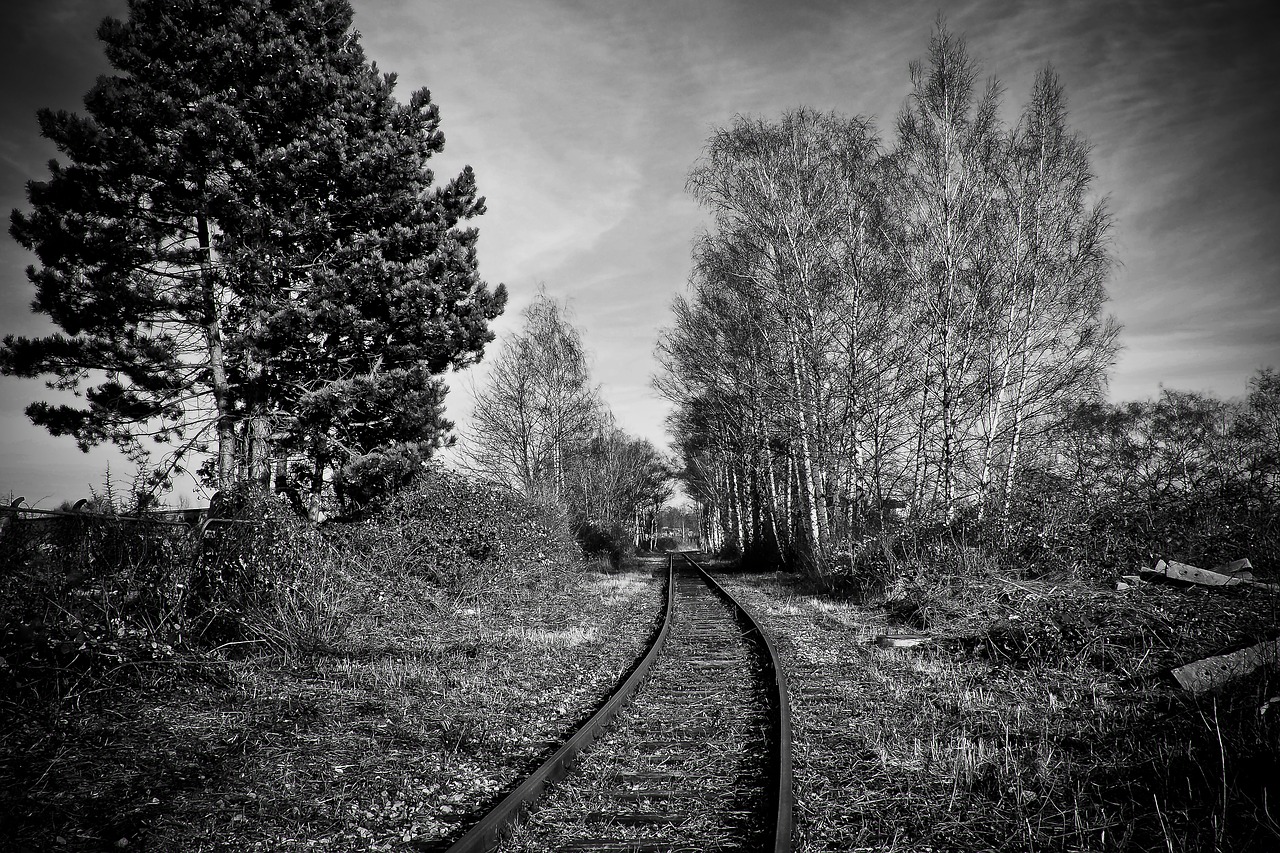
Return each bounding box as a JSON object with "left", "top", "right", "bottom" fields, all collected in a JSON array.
[{"left": 440, "top": 553, "right": 792, "bottom": 853}]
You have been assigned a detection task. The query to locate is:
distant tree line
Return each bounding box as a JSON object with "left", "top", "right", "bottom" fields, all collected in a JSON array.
[
  {"left": 463, "top": 293, "right": 673, "bottom": 558},
  {"left": 658, "top": 25, "right": 1121, "bottom": 572},
  {"left": 1, "top": 0, "right": 505, "bottom": 511}
]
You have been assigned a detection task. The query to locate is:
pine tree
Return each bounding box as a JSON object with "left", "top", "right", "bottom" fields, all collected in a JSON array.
[{"left": 2, "top": 0, "right": 505, "bottom": 496}]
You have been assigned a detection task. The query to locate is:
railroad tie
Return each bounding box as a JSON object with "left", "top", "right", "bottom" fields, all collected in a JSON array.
[{"left": 442, "top": 554, "right": 793, "bottom": 853}]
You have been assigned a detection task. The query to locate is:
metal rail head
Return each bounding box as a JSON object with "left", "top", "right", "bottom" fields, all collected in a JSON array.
[
  {"left": 681, "top": 552, "right": 794, "bottom": 853},
  {"left": 440, "top": 556, "right": 676, "bottom": 853}
]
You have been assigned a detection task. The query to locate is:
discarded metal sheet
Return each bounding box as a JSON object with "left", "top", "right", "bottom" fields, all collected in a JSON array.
[
  {"left": 1171, "top": 639, "right": 1280, "bottom": 693},
  {"left": 1142, "top": 560, "right": 1277, "bottom": 591}
]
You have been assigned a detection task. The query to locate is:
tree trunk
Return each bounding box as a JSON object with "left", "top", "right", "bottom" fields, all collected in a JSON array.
[
  {"left": 788, "top": 336, "right": 825, "bottom": 565},
  {"left": 197, "top": 212, "right": 236, "bottom": 486},
  {"left": 748, "top": 454, "right": 763, "bottom": 554},
  {"left": 762, "top": 442, "right": 786, "bottom": 562},
  {"left": 939, "top": 265, "right": 958, "bottom": 524},
  {"left": 1002, "top": 284, "right": 1040, "bottom": 521},
  {"left": 977, "top": 298, "right": 1020, "bottom": 520},
  {"left": 732, "top": 461, "right": 747, "bottom": 548},
  {"left": 912, "top": 353, "right": 931, "bottom": 512}
]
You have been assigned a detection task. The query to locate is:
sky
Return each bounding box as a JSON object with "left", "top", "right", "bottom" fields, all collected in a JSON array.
[{"left": 0, "top": 0, "right": 1277, "bottom": 505}]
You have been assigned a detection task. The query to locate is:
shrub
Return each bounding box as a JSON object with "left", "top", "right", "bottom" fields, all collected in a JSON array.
[
  {"left": 334, "top": 464, "right": 584, "bottom": 601},
  {"left": 192, "top": 487, "right": 353, "bottom": 655},
  {"left": 572, "top": 520, "right": 631, "bottom": 568},
  {"left": 2, "top": 463, "right": 587, "bottom": 687},
  {"left": 0, "top": 482, "right": 197, "bottom": 705},
  {"left": 994, "top": 466, "right": 1280, "bottom": 581}
]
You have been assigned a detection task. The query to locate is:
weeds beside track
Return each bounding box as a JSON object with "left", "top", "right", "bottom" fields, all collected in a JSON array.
[
  {"left": 452, "top": 553, "right": 794, "bottom": 853},
  {"left": 715, "top": 569, "right": 1280, "bottom": 853}
]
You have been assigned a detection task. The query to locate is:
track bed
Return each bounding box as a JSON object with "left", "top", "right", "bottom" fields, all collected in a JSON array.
[{"left": 443, "top": 555, "right": 793, "bottom": 853}]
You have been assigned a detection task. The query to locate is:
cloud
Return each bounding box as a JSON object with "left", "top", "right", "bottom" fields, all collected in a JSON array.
[
  {"left": 3, "top": 0, "right": 1277, "bottom": 500},
  {"left": 356, "top": 0, "right": 1280, "bottom": 438}
]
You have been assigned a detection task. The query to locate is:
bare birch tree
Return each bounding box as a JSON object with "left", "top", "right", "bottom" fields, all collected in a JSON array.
[
  {"left": 992, "top": 68, "right": 1119, "bottom": 520},
  {"left": 461, "top": 292, "right": 600, "bottom": 505},
  {"left": 684, "top": 109, "right": 856, "bottom": 569},
  {"left": 658, "top": 22, "right": 1119, "bottom": 574},
  {"left": 887, "top": 25, "right": 1004, "bottom": 521}
]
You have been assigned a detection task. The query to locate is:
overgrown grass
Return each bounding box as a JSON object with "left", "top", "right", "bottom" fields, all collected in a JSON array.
[
  {"left": 717, "top": 557, "right": 1280, "bottom": 852},
  {"left": 12, "top": 465, "right": 1273, "bottom": 850},
  {"left": 0, "top": 468, "right": 665, "bottom": 851}
]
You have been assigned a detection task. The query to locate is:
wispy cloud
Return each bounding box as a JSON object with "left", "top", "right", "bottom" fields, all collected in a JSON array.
[{"left": 2, "top": 0, "right": 1276, "bottom": 500}]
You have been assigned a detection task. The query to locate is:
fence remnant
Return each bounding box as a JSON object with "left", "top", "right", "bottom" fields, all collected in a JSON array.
[{"left": 0, "top": 498, "right": 262, "bottom": 548}]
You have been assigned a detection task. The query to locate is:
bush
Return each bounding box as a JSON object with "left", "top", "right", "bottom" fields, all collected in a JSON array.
[
  {"left": 0, "top": 479, "right": 361, "bottom": 685},
  {"left": 192, "top": 486, "right": 353, "bottom": 655},
  {"left": 572, "top": 520, "right": 630, "bottom": 568},
  {"left": 335, "top": 464, "right": 585, "bottom": 601},
  {"left": 1, "top": 464, "right": 588, "bottom": 688},
  {"left": 995, "top": 466, "right": 1280, "bottom": 581},
  {"left": 0, "top": 483, "right": 197, "bottom": 702}
]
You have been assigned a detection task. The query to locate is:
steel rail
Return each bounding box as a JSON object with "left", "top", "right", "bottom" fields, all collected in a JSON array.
[
  {"left": 681, "top": 552, "right": 794, "bottom": 853},
  {"left": 441, "top": 556, "right": 676, "bottom": 853}
]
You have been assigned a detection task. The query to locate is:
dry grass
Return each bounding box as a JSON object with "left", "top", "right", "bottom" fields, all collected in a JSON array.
[
  {"left": 497, "top": 568, "right": 768, "bottom": 853},
  {"left": 6, "top": 486, "right": 1275, "bottom": 853},
  {"left": 0, "top": 565, "right": 663, "bottom": 851},
  {"left": 717, "top": 569, "right": 1280, "bottom": 852}
]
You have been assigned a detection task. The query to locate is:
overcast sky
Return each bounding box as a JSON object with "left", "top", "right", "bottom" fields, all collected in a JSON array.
[{"left": 1, "top": 0, "right": 1276, "bottom": 505}]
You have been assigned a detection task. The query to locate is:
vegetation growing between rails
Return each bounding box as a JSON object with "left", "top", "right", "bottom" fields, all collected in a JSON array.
[{"left": 0, "top": 467, "right": 663, "bottom": 851}]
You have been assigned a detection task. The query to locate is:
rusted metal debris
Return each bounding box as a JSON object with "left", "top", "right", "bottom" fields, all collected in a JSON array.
[
  {"left": 1140, "top": 559, "right": 1277, "bottom": 592},
  {"left": 1171, "top": 638, "right": 1280, "bottom": 694}
]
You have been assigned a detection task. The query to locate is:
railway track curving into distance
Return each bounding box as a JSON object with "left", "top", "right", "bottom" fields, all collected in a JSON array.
[{"left": 439, "top": 553, "right": 792, "bottom": 853}]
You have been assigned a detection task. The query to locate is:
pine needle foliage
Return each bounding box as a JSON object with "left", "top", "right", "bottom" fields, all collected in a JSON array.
[{"left": 2, "top": 0, "right": 506, "bottom": 498}]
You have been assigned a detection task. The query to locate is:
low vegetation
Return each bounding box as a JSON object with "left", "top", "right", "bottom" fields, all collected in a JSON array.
[
  {"left": 4, "top": 462, "right": 1276, "bottom": 852},
  {"left": 0, "top": 467, "right": 662, "bottom": 851},
  {"left": 717, "top": 543, "right": 1279, "bottom": 853}
]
